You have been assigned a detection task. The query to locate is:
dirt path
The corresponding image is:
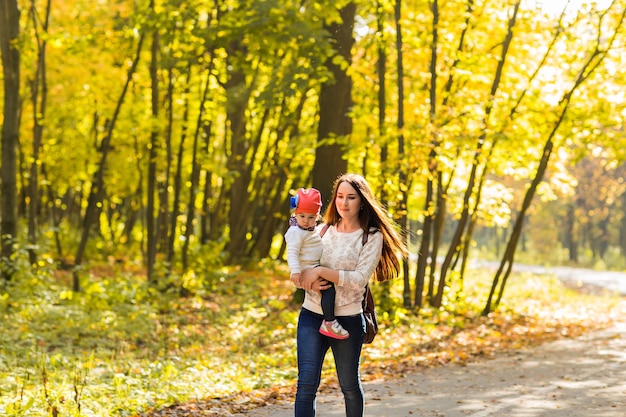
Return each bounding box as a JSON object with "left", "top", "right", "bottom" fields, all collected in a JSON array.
[{"left": 237, "top": 321, "right": 626, "bottom": 416}]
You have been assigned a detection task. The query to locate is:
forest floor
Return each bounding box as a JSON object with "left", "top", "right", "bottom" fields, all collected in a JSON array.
[
  {"left": 234, "top": 268, "right": 626, "bottom": 417},
  {"left": 241, "top": 317, "right": 626, "bottom": 417},
  {"left": 138, "top": 269, "right": 626, "bottom": 417}
]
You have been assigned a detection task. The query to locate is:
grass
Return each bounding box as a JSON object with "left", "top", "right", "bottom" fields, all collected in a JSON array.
[{"left": 0, "top": 260, "right": 622, "bottom": 416}]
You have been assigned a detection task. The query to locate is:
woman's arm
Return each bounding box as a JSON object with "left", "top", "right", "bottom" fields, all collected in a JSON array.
[
  {"left": 302, "top": 230, "right": 383, "bottom": 291},
  {"left": 300, "top": 267, "right": 334, "bottom": 293},
  {"left": 336, "top": 232, "right": 382, "bottom": 289}
]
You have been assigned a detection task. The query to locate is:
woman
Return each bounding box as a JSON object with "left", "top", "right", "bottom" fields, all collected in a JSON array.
[{"left": 294, "top": 173, "right": 407, "bottom": 417}]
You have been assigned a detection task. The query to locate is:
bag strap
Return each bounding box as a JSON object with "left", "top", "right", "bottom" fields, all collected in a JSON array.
[{"left": 362, "top": 284, "right": 371, "bottom": 309}]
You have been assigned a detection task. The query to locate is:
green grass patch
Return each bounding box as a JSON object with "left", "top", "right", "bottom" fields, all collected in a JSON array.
[{"left": 0, "top": 261, "right": 621, "bottom": 416}]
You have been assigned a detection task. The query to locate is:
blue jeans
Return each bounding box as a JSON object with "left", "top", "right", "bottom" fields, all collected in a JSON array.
[{"left": 295, "top": 308, "right": 365, "bottom": 417}]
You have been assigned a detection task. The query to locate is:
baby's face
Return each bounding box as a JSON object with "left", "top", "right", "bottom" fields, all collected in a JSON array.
[{"left": 295, "top": 212, "right": 318, "bottom": 230}]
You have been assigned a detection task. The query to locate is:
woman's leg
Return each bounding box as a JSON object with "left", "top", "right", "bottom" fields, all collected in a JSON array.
[
  {"left": 330, "top": 314, "right": 365, "bottom": 417},
  {"left": 295, "top": 308, "right": 329, "bottom": 417}
]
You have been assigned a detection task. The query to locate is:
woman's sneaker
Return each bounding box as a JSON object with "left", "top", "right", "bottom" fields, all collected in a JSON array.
[{"left": 320, "top": 319, "right": 349, "bottom": 339}]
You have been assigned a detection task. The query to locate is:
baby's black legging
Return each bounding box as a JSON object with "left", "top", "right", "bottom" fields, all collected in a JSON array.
[{"left": 320, "top": 284, "right": 336, "bottom": 321}]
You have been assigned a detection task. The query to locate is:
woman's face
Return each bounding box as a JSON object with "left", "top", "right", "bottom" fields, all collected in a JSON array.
[{"left": 335, "top": 181, "right": 362, "bottom": 221}]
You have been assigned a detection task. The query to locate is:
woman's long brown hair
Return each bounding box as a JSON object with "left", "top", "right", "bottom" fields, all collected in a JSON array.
[{"left": 323, "top": 173, "right": 408, "bottom": 282}]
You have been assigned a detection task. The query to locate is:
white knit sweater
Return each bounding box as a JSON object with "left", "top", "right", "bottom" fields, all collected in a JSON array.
[
  {"left": 302, "top": 225, "right": 382, "bottom": 316},
  {"left": 284, "top": 225, "right": 323, "bottom": 274}
]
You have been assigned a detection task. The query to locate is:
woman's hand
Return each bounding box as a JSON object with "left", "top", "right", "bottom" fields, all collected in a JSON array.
[{"left": 300, "top": 268, "right": 332, "bottom": 293}]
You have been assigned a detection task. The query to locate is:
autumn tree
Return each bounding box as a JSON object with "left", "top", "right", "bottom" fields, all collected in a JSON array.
[
  {"left": 1, "top": 0, "right": 625, "bottom": 313},
  {"left": 484, "top": 3, "right": 626, "bottom": 314}
]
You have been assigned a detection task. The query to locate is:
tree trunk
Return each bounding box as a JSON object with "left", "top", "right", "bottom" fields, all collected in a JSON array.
[
  {"left": 375, "top": 0, "right": 393, "bottom": 309},
  {"left": 0, "top": 0, "right": 21, "bottom": 281},
  {"left": 376, "top": 0, "right": 387, "bottom": 203},
  {"left": 597, "top": 216, "right": 609, "bottom": 260},
  {"left": 252, "top": 92, "right": 308, "bottom": 258},
  {"left": 253, "top": 174, "right": 288, "bottom": 259},
  {"left": 182, "top": 71, "right": 210, "bottom": 271},
  {"left": 227, "top": 81, "right": 266, "bottom": 262},
  {"left": 485, "top": 139, "right": 554, "bottom": 314},
  {"left": 393, "top": 0, "right": 411, "bottom": 307},
  {"left": 41, "top": 164, "right": 64, "bottom": 258},
  {"left": 312, "top": 3, "right": 355, "bottom": 201},
  {"left": 74, "top": 30, "right": 145, "bottom": 290},
  {"left": 157, "top": 65, "right": 173, "bottom": 258},
  {"left": 418, "top": 0, "right": 475, "bottom": 308},
  {"left": 565, "top": 203, "right": 578, "bottom": 262},
  {"left": 620, "top": 191, "right": 626, "bottom": 258},
  {"left": 459, "top": 163, "right": 487, "bottom": 289},
  {"left": 241, "top": 107, "right": 273, "bottom": 258},
  {"left": 146, "top": 29, "right": 160, "bottom": 282},
  {"left": 225, "top": 39, "right": 253, "bottom": 262},
  {"left": 433, "top": 0, "right": 520, "bottom": 308},
  {"left": 121, "top": 136, "right": 144, "bottom": 248},
  {"left": 168, "top": 68, "right": 190, "bottom": 267},
  {"left": 27, "top": 0, "right": 51, "bottom": 266},
  {"left": 428, "top": 176, "right": 446, "bottom": 299},
  {"left": 202, "top": 94, "right": 227, "bottom": 245},
  {"left": 74, "top": 125, "right": 110, "bottom": 291},
  {"left": 415, "top": 0, "right": 440, "bottom": 309},
  {"left": 182, "top": 121, "right": 201, "bottom": 272}
]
